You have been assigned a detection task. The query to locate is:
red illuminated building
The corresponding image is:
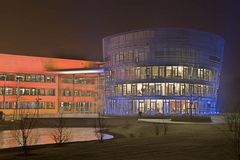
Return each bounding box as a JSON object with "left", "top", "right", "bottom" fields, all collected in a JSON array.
[{"left": 0, "top": 53, "right": 104, "bottom": 116}]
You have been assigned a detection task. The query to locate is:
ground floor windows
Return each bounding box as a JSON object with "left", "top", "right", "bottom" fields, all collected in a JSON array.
[
  {"left": 60, "top": 102, "right": 96, "bottom": 113},
  {"left": 105, "top": 98, "right": 216, "bottom": 115},
  {"left": 0, "top": 101, "right": 55, "bottom": 109},
  {"left": 108, "top": 82, "right": 214, "bottom": 97}
]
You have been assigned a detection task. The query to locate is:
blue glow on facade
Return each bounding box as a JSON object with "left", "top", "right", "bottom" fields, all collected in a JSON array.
[{"left": 103, "top": 28, "right": 224, "bottom": 115}]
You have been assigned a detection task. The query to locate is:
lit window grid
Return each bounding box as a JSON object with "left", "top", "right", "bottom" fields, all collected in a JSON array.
[
  {"left": 106, "top": 65, "right": 216, "bottom": 82},
  {"left": 107, "top": 82, "right": 214, "bottom": 97},
  {"left": 105, "top": 98, "right": 216, "bottom": 115}
]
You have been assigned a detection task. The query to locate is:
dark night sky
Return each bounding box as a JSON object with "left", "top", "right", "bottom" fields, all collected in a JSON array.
[{"left": 0, "top": 0, "right": 239, "bottom": 112}]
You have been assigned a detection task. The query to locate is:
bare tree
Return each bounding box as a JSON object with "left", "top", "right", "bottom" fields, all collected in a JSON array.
[
  {"left": 51, "top": 112, "right": 71, "bottom": 144},
  {"left": 224, "top": 113, "right": 240, "bottom": 160},
  {"left": 12, "top": 107, "right": 39, "bottom": 155},
  {"left": 95, "top": 112, "right": 105, "bottom": 142},
  {"left": 11, "top": 76, "right": 40, "bottom": 155},
  {"left": 154, "top": 124, "right": 160, "bottom": 136},
  {"left": 162, "top": 116, "right": 168, "bottom": 136}
]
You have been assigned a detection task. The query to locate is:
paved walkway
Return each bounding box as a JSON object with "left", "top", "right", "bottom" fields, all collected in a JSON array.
[
  {"left": 138, "top": 117, "right": 224, "bottom": 125},
  {"left": 38, "top": 113, "right": 99, "bottom": 118},
  {"left": 4, "top": 113, "right": 99, "bottom": 120}
]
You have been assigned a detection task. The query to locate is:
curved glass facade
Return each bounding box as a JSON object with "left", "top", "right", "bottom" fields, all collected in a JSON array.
[{"left": 103, "top": 28, "right": 224, "bottom": 115}]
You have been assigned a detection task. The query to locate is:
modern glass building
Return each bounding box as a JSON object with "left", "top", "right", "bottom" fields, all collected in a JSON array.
[{"left": 103, "top": 28, "right": 224, "bottom": 115}]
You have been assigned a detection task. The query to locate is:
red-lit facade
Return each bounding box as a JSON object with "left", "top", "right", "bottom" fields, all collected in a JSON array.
[{"left": 0, "top": 53, "right": 104, "bottom": 116}]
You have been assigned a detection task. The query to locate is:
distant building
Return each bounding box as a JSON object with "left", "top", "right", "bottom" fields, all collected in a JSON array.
[
  {"left": 0, "top": 54, "right": 104, "bottom": 116},
  {"left": 0, "top": 28, "right": 225, "bottom": 117},
  {"left": 103, "top": 28, "right": 224, "bottom": 115}
]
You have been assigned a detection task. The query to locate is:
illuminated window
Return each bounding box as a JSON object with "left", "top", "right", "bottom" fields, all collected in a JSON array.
[
  {"left": 24, "top": 88, "right": 31, "bottom": 95},
  {"left": 119, "top": 52, "right": 124, "bottom": 62},
  {"left": 175, "top": 83, "right": 180, "bottom": 95},
  {"left": 137, "top": 83, "right": 142, "bottom": 96},
  {"left": 146, "top": 67, "right": 151, "bottom": 78},
  {"left": 152, "top": 66, "right": 158, "bottom": 79},
  {"left": 25, "top": 75, "right": 31, "bottom": 81},
  {"left": 30, "top": 75, "right": 36, "bottom": 81},
  {"left": 142, "top": 83, "right": 148, "bottom": 95},
  {"left": 134, "top": 50, "right": 139, "bottom": 62},
  {"left": 178, "top": 66, "right": 183, "bottom": 78},
  {"left": 31, "top": 88, "right": 36, "bottom": 95},
  {"left": 5, "top": 88, "right": 13, "bottom": 95},
  {"left": 198, "top": 85, "right": 203, "bottom": 96},
  {"left": 166, "top": 66, "right": 172, "bottom": 77},
  {"left": 135, "top": 67, "right": 141, "bottom": 79},
  {"left": 149, "top": 83, "right": 155, "bottom": 95},
  {"left": 180, "top": 84, "right": 185, "bottom": 95},
  {"left": 167, "top": 83, "right": 174, "bottom": 95},
  {"left": 16, "top": 75, "right": 25, "bottom": 81},
  {"left": 0, "top": 88, "right": 3, "bottom": 95},
  {"left": 117, "top": 84, "right": 122, "bottom": 96},
  {"left": 173, "top": 66, "right": 178, "bottom": 77},
  {"left": 140, "top": 67, "right": 146, "bottom": 79},
  {"left": 46, "top": 102, "right": 54, "bottom": 109},
  {"left": 193, "top": 68, "right": 198, "bottom": 79},
  {"left": 194, "top": 84, "right": 198, "bottom": 95},
  {"left": 62, "top": 90, "right": 71, "bottom": 96},
  {"left": 123, "top": 84, "right": 127, "bottom": 96},
  {"left": 36, "top": 75, "right": 45, "bottom": 82},
  {"left": 144, "top": 99, "right": 150, "bottom": 111},
  {"left": 156, "top": 100, "right": 163, "bottom": 113},
  {"left": 159, "top": 66, "right": 165, "bottom": 77},
  {"left": 46, "top": 75, "right": 55, "bottom": 83},
  {"left": 204, "top": 69, "right": 209, "bottom": 81},
  {"left": 131, "top": 84, "right": 137, "bottom": 96},
  {"left": 127, "top": 84, "right": 131, "bottom": 95},
  {"left": 156, "top": 83, "right": 162, "bottom": 95},
  {"left": 162, "top": 83, "right": 166, "bottom": 95},
  {"left": 183, "top": 67, "right": 189, "bottom": 79},
  {"left": 114, "top": 85, "right": 118, "bottom": 96},
  {"left": 185, "top": 84, "right": 189, "bottom": 95},
  {"left": 47, "top": 89, "right": 55, "bottom": 96},
  {"left": 199, "top": 68, "right": 204, "bottom": 79}
]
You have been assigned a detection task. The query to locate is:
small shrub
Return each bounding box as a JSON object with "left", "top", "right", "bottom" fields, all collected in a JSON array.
[
  {"left": 139, "top": 132, "right": 143, "bottom": 137},
  {"left": 171, "top": 114, "right": 212, "bottom": 122},
  {"left": 154, "top": 124, "right": 161, "bottom": 136},
  {"left": 0, "top": 111, "right": 4, "bottom": 121},
  {"left": 124, "top": 118, "right": 130, "bottom": 129},
  {"left": 129, "top": 133, "right": 135, "bottom": 138},
  {"left": 163, "top": 123, "right": 168, "bottom": 135},
  {"left": 141, "top": 114, "right": 171, "bottom": 119}
]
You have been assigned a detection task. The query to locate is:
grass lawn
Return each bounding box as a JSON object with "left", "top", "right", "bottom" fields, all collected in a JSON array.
[{"left": 0, "top": 118, "right": 236, "bottom": 160}]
